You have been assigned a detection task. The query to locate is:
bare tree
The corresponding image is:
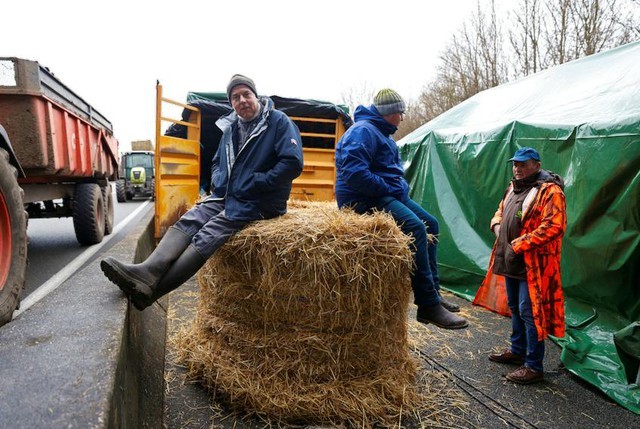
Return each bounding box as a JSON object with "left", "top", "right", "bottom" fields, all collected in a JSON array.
[
  {"left": 395, "top": 99, "right": 429, "bottom": 140},
  {"left": 342, "top": 0, "right": 639, "bottom": 137},
  {"left": 514, "top": 0, "right": 639, "bottom": 76},
  {"left": 476, "top": 0, "right": 506, "bottom": 87},
  {"left": 631, "top": 0, "right": 640, "bottom": 36},
  {"left": 510, "top": 0, "right": 546, "bottom": 76},
  {"left": 523, "top": 0, "right": 640, "bottom": 74},
  {"left": 416, "top": 0, "right": 507, "bottom": 123},
  {"left": 572, "top": 0, "right": 626, "bottom": 56},
  {"left": 545, "top": 0, "right": 574, "bottom": 65},
  {"left": 340, "top": 82, "right": 376, "bottom": 117}
]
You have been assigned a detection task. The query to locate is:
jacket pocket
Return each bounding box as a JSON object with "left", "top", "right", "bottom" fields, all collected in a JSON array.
[
  {"left": 504, "top": 244, "right": 525, "bottom": 273},
  {"left": 253, "top": 172, "right": 269, "bottom": 193},
  {"left": 211, "top": 170, "right": 226, "bottom": 197},
  {"left": 235, "top": 171, "right": 268, "bottom": 199}
]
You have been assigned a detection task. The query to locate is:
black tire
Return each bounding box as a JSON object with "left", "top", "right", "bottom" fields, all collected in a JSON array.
[
  {"left": 151, "top": 178, "right": 155, "bottom": 201},
  {"left": 102, "top": 182, "right": 114, "bottom": 235},
  {"left": 0, "top": 148, "right": 27, "bottom": 327},
  {"left": 73, "top": 183, "right": 105, "bottom": 245},
  {"left": 125, "top": 190, "right": 133, "bottom": 201},
  {"left": 115, "top": 179, "right": 126, "bottom": 203}
]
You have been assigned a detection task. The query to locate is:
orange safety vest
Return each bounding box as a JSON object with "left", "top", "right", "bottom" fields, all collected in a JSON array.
[{"left": 473, "top": 181, "right": 567, "bottom": 341}]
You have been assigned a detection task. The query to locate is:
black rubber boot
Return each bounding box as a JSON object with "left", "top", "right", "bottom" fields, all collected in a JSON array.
[
  {"left": 100, "top": 227, "right": 191, "bottom": 309},
  {"left": 417, "top": 303, "right": 468, "bottom": 329},
  {"left": 438, "top": 291, "right": 460, "bottom": 312},
  {"left": 147, "top": 245, "right": 206, "bottom": 305}
]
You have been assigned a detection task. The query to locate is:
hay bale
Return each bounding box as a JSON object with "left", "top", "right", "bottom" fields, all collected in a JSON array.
[{"left": 174, "top": 201, "right": 420, "bottom": 427}]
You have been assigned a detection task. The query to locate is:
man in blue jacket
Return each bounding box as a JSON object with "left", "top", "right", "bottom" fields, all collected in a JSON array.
[
  {"left": 101, "top": 75, "right": 304, "bottom": 310},
  {"left": 335, "top": 89, "right": 468, "bottom": 329}
]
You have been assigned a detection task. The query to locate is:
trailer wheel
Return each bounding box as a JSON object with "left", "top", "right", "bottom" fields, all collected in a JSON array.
[
  {"left": 73, "top": 183, "right": 105, "bottom": 245},
  {"left": 0, "top": 148, "right": 27, "bottom": 326},
  {"left": 102, "top": 183, "right": 114, "bottom": 235},
  {"left": 115, "top": 179, "right": 126, "bottom": 203}
]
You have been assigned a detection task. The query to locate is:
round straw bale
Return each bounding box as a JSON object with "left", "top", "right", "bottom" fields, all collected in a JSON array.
[{"left": 175, "top": 201, "right": 421, "bottom": 426}]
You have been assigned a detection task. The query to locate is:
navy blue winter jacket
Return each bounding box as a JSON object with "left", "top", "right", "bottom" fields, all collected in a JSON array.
[
  {"left": 209, "top": 97, "right": 303, "bottom": 221},
  {"left": 335, "top": 105, "right": 410, "bottom": 207}
]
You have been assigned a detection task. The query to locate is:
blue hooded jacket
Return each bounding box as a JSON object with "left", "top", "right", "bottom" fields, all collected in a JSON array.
[
  {"left": 335, "top": 105, "right": 410, "bottom": 207},
  {"left": 208, "top": 97, "right": 304, "bottom": 221}
]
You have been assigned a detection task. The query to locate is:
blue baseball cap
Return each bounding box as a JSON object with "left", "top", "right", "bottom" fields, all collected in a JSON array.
[{"left": 508, "top": 147, "right": 541, "bottom": 162}]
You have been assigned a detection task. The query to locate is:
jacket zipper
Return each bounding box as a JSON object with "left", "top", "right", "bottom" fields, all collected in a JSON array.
[{"left": 223, "top": 115, "right": 269, "bottom": 199}]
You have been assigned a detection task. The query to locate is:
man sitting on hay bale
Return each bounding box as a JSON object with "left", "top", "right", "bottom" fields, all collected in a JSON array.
[
  {"left": 335, "top": 89, "right": 469, "bottom": 330},
  {"left": 101, "top": 74, "right": 304, "bottom": 310}
]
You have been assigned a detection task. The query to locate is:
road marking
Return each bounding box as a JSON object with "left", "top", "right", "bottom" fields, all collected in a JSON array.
[{"left": 13, "top": 200, "right": 151, "bottom": 318}]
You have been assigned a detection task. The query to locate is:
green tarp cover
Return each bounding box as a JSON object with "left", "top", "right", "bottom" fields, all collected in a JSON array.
[{"left": 398, "top": 41, "right": 640, "bottom": 413}]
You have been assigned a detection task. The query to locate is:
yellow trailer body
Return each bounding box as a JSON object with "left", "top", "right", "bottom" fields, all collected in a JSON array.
[
  {"left": 288, "top": 116, "right": 346, "bottom": 202},
  {"left": 154, "top": 84, "right": 201, "bottom": 240}
]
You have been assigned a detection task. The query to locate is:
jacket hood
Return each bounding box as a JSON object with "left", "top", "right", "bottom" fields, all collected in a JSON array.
[
  {"left": 216, "top": 96, "right": 274, "bottom": 133},
  {"left": 353, "top": 104, "right": 398, "bottom": 137},
  {"left": 537, "top": 169, "right": 565, "bottom": 190}
]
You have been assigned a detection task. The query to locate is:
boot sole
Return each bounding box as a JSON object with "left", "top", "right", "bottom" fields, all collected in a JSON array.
[
  {"left": 100, "top": 260, "right": 152, "bottom": 311},
  {"left": 417, "top": 317, "right": 469, "bottom": 330}
]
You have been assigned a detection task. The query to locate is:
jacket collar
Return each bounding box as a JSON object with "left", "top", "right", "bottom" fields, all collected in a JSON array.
[
  {"left": 218, "top": 97, "right": 274, "bottom": 169},
  {"left": 216, "top": 96, "right": 273, "bottom": 133}
]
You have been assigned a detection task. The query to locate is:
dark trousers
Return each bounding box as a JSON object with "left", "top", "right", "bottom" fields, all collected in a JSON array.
[{"left": 173, "top": 199, "right": 250, "bottom": 259}]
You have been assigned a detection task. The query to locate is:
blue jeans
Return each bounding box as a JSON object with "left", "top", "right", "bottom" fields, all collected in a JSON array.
[
  {"left": 351, "top": 197, "right": 441, "bottom": 307},
  {"left": 505, "top": 276, "right": 545, "bottom": 372}
]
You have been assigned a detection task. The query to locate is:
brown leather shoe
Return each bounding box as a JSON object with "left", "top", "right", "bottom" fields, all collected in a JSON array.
[
  {"left": 488, "top": 350, "right": 525, "bottom": 365},
  {"left": 506, "top": 366, "right": 544, "bottom": 384}
]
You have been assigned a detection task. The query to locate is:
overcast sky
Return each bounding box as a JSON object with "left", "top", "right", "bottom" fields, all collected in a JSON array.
[{"left": 2, "top": 0, "right": 478, "bottom": 151}]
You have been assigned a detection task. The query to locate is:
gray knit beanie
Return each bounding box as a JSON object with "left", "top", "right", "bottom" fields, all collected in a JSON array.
[
  {"left": 226, "top": 74, "right": 258, "bottom": 100},
  {"left": 373, "top": 88, "right": 405, "bottom": 115}
]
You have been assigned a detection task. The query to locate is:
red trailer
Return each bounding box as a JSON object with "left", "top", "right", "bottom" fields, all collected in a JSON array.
[{"left": 0, "top": 57, "right": 119, "bottom": 325}]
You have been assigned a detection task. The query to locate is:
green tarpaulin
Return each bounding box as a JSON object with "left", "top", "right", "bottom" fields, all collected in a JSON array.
[{"left": 398, "top": 41, "right": 640, "bottom": 413}]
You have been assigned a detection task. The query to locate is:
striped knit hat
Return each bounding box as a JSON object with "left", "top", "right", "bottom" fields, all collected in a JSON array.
[{"left": 373, "top": 88, "right": 405, "bottom": 115}]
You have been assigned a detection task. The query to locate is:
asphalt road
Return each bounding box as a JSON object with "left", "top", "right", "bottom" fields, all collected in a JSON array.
[{"left": 23, "top": 191, "right": 152, "bottom": 300}]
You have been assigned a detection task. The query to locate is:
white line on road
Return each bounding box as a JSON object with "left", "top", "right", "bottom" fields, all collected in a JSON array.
[{"left": 13, "top": 200, "right": 152, "bottom": 318}]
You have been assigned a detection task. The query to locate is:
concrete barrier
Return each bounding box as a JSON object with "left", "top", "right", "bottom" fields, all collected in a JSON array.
[{"left": 0, "top": 210, "right": 166, "bottom": 429}]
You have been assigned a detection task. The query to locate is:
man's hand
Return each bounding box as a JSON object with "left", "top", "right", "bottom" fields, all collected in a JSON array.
[{"left": 493, "top": 225, "right": 501, "bottom": 238}]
